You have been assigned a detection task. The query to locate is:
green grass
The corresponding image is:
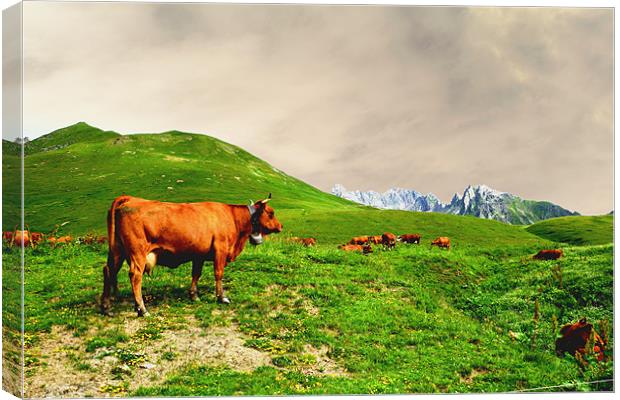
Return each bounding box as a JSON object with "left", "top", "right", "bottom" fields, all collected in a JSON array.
[
  {"left": 4, "top": 237, "right": 612, "bottom": 394},
  {"left": 526, "top": 215, "right": 613, "bottom": 246}
]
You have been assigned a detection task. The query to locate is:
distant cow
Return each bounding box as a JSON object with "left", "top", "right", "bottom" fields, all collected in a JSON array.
[
  {"left": 555, "top": 318, "right": 605, "bottom": 362},
  {"left": 30, "top": 232, "right": 44, "bottom": 245},
  {"left": 399, "top": 234, "right": 421, "bottom": 244},
  {"left": 96, "top": 236, "right": 107, "bottom": 244},
  {"left": 534, "top": 249, "right": 563, "bottom": 260},
  {"left": 79, "top": 234, "right": 96, "bottom": 245},
  {"left": 348, "top": 236, "right": 369, "bottom": 245},
  {"left": 48, "top": 235, "right": 73, "bottom": 246},
  {"left": 368, "top": 235, "right": 382, "bottom": 244},
  {"left": 3, "top": 231, "right": 14, "bottom": 244},
  {"left": 339, "top": 244, "right": 373, "bottom": 254},
  {"left": 13, "top": 230, "right": 31, "bottom": 247},
  {"left": 382, "top": 232, "right": 397, "bottom": 250},
  {"left": 430, "top": 237, "right": 450, "bottom": 250},
  {"left": 291, "top": 237, "right": 316, "bottom": 247}
]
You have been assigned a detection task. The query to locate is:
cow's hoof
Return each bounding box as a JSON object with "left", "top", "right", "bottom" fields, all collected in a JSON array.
[
  {"left": 101, "top": 308, "right": 114, "bottom": 317},
  {"left": 217, "top": 297, "right": 230, "bottom": 304},
  {"left": 137, "top": 309, "right": 151, "bottom": 317}
]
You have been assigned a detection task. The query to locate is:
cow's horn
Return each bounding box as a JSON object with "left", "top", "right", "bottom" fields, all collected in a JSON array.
[
  {"left": 260, "top": 193, "right": 272, "bottom": 204},
  {"left": 249, "top": 200, "right": 255, "bottom": 206}
]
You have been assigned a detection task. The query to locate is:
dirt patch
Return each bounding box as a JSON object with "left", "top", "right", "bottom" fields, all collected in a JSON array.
[
  {"left": 459, "top": 368, "right": 488, "bottom": 384},
  {"left": 25, "top": 325, "right": 97, "bottom": 398},
  {"left": 24, "top": 315, "right": 272, "bottom": 398},
  {"left": 154, "top": 316, "right": 271, "bottom": 373},
  {"left": 300, "top": 344, "right": 348, "bottom": 377}
]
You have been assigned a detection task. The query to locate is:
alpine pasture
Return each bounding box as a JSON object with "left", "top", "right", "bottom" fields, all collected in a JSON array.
[{"left": 2, "top": 123, "right": 613, "bottom": 396}]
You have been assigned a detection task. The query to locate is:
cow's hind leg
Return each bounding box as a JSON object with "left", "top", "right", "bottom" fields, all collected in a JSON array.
[
  {"left": 101, "top": 251, "right": 123, "bottom": 316},
  {"left": 128, "top": 254, "right": 149, "bottom": 317},
  {"left": 189, "top": 259, "right": 204, "bottom": 301}
]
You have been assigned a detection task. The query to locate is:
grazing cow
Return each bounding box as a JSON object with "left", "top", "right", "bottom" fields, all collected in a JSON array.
[
  {"left": 533, "top": 249, "right": 563, "bottom": 260},
  {"left": 30, "top": 232, "right": 44, "bottom": 246},
  {"left": 338, "top": 244, "right": 373, "bottom": 254},
  {"left": 555, "top": 318, "right": 606, "bottom": 362},
  {"left": 290, "top": 237, "right": 316, "bottom": 247},
  {"left": 381, "top": 232, "right": 397, "bottom": 250},
  {"left": 3, "top": 231, "right": 14, "bottom": 244},
  {"left": 101, "top": 194, "right": 282, "bottom": 317},
  {"left": 430, "top": 237, "right": 450, "bottom": 250},
  {"left": 79, "top": 234, "right": 96, "bottom": 245},
  {"left": 13, "top": 230, "right": 31, "bottom": 247},
  {"left": 300, "top": 238, "right": 316, "bottom": 247},
  {"left": 55, "top": 236, "right": 73, "bottom": 245},
  {"left": 399, "top": 234, "right": 421, "bottom": 244},
  {"left": 368, "top": 235, "right": 382, "bottom": 245},
  {"left": 348, "top": 236, "right": 369, "bottom": 245}
]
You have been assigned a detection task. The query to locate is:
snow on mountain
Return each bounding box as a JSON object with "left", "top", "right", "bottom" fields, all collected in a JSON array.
[{"left": 331, "top": 184, "right": 578, "bottom": 224}]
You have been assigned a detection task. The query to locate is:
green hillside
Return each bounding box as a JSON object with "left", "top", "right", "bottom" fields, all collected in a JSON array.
[
  {"left": 507, "top": 198, "right": 579, "bottom": 225},
  {"left": 526, "top": 215, "right": 613, "bottom": 246},
  {"left": 3, "top": 123, "right": 356, "bottom": 234},
  {"left": 3, "top": 123, "right": 549, "bottom": 249}
]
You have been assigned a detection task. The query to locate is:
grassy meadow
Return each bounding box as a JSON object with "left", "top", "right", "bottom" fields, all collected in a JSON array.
[{"left": 1, "top": 124, "right": 614, "bottom": 396}]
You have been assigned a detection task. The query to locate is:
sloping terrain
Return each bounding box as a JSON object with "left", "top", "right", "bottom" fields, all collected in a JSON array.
[
  {"left": 526, "top": 215, "right": 613, "bottom": 246},
  {"left": 2, "top": 123, "right": 355, "bottom": 234},
  {"left": 1, "top": 123, "right": 613, "bottom": 395}
]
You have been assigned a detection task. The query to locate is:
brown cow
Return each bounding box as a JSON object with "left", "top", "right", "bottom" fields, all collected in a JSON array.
[
  {"left": 533, "top": 249, "right": 563, "bottom": 260},
  {"left": 13, "top": 230, "right": 31, "bottom": 247},
  {"left": 3, "top": 231, "right": 14, "bottom": 244},
  {"left": 368, "top": 235, "right": 382, "bottom": 244},
  {"left": 55, "top": 236, "right": 73, "bottom": 245},
  {"left": 79, "top": 234, "right": 96, "bottom": 245},
  {"left": 348, "top": 236, "right": 369, "bottom": 245},
  {"left": 399, "top": 234, "right": 421, "bottom": 244},
  {"left": 290, "top": 237, "right": 316, "bottom": 247},
  {"left": 300, "top": 238, "right": 316, "bottom": 247},
  {"left": 96, "top": 236, "right": 108, "bottom": 244},
  {"left": 430, "top": 237, "right": 450, "bottom": 250},
  {"left": 30, "top": 232, "right": 44, "bottom": 246},
  {"left": 555, "top": 318, "right": 605, "bottom": 362},
  {"left": 338, "top": 244, "right": 373, "bottom": 254},
  {"left": 382, "top": 232, "right": 397, "bottom": 250},
  {"left": 101, "top": 194, "right": 282, "bottom": 317}
]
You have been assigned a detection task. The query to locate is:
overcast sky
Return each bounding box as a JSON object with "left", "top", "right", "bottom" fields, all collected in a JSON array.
[{"left": 19, "top": 3, "right": 613, "bottom": 215}]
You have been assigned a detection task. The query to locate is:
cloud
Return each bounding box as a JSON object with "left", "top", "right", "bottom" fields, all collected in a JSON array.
[{"left": 21, "top": 3, "right": 613, "bottom": 215}]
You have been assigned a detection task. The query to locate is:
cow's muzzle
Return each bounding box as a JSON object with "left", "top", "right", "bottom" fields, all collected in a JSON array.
[{"left": 250, "top": 233, "right": 263, "bottom": 245}]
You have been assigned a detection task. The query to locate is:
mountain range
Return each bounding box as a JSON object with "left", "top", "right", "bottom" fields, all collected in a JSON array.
[{"left": 331, "top": 184, "right": 579, "bottom": 225}]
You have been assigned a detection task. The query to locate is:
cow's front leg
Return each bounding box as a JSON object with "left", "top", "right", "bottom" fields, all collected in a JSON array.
[
  {"left": 189, "top": 259, "right": 204, "bottom": 301},
  {"left": 213, "top": 252, "right": 230, "bottom": 304},
  {"left": 129, "top": 255, "right": 149, "bottom": 317}
]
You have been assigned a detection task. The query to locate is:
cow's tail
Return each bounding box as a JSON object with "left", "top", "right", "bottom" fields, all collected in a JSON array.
[{"left": 107, "top": 195, "right": 132, "bottom": 264}]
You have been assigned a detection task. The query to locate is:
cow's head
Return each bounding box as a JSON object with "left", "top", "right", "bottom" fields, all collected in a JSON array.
[{"left": 248, "top": 193, "right": 283, "bottom": 245}]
